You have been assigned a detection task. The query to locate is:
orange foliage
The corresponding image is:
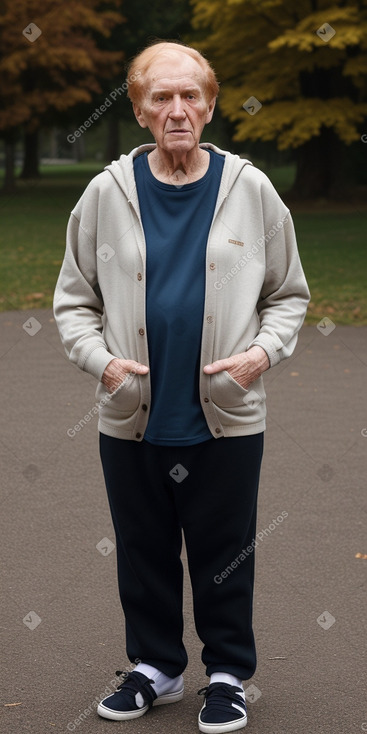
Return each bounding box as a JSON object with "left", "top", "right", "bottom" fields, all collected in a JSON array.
[{"left": 0, "top": 0, "right": 124, "bottom": 132}]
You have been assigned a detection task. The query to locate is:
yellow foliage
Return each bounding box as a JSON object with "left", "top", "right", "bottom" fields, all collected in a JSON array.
[{"left": 189, "top": 0, "right": 367, "bottom": 148}]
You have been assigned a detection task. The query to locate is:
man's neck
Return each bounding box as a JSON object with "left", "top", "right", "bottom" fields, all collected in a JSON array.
[{"left": 147, "top": 146, "right": 210, "bottom": 184}]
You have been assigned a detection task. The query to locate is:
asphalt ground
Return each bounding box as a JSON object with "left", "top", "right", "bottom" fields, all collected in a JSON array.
[{"left": 1, "top": 310, "right": 366, "bottom": 734}]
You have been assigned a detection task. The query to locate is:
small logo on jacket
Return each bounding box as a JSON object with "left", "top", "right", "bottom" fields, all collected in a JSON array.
[{"left": 228, "top": 239, "right": 244, "bottom": 246}]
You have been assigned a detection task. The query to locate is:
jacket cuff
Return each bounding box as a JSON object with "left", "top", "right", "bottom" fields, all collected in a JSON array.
[
  {"left": 82, "top": 347, "right": 116, "bottom": 381},
  {"left": 246, "top": 334, "right": 282, "bottom": 367}
]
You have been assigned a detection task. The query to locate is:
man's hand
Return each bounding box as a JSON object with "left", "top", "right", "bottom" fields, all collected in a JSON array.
[
  {"left": 102, "top": 358, "right": 149, "bottom": 394},
  {"left": 203, "top": 346, "right": 270, "bottom": 390}
]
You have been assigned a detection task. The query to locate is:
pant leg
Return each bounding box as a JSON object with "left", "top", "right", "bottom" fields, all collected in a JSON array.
[
  {"left": 173, "top": 433, "right": 264, "bottom": 680},
  {"left": 99, "top": 433, "right": 188, "bottom": 678}
]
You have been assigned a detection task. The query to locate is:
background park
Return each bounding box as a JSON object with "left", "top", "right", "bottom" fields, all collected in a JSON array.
[
  {"left": 1, "top": 0, "right": 367, "bottom": 322},
  {"left": 1, "top": 2, "right": 366, "bottom": 734}
]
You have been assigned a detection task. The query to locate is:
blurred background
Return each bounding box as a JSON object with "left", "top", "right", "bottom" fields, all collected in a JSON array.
[
  {"left": 1, "top": 8, "right": 366, "bottom": 733},
  {"left": 1, "top": 0, "right": 367, "bottom": 322}
]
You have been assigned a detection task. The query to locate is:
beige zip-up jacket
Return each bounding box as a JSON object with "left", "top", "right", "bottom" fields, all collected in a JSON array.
[{"left": 53, "top": 143, "right": 310, "bottom": 441}]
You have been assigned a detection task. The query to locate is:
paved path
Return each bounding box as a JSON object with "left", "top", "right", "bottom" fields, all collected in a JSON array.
[{"left": 1, "top": 310, "right": 366, "bottom": 734}]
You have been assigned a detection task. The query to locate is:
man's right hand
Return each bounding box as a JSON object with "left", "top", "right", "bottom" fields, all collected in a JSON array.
[{"left": 101, "top": 358, "right": 149, "bottom": 394}]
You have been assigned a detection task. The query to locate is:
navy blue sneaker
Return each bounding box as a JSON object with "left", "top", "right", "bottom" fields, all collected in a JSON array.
[
  {"left": 198, "top": 682, "right": 247, "bottom": 733},
  {"left": 97, "top": 670, "right": 184, "bottom": 721}
]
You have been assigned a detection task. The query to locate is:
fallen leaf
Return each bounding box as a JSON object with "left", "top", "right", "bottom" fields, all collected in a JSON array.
[{"left": 4, "top": 703, "right": 22, "bottom": 707}]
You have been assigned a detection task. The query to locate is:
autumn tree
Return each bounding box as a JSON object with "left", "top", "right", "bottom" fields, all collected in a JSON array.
[
  {"left": 190, "top": 0, "right": 367, "bottom": 198},
  {"left": 0, "top": 0, "right": 124, "bottom": 190},
  {"left": 94, "top": 0, "right": 192, "bottom": 162}
]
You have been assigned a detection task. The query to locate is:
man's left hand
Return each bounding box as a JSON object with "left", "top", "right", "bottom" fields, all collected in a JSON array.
[{"left": 203, "top": 346, "right": 270, "bottom": 390}]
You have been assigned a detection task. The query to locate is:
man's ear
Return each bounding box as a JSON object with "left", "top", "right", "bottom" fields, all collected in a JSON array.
[
  {"left": 205, "top": 97, "right": 216, "bottom": 125},
  {"left": 133, "top": 102, "right": 148, "bottom": 129}
]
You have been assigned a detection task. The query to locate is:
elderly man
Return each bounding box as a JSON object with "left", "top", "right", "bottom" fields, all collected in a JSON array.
[{"left": 54, "top": 40, "right": 310, "bottom": 733}]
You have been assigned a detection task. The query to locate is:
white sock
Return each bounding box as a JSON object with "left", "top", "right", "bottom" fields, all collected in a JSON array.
[
  {"left": 133, "top": 662, "right": 182, "bottom": 706},
  {"left": 210, "top": 672, "right": 243, "bottom": 689}
]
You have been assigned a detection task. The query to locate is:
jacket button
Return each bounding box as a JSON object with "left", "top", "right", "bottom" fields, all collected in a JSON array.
[
  {"left": 142, "top": 404, "right": 148, "bottom": 411},
  {"left": 215, "top": 428, "right": 221, "bottom": 434},
  {"left": 204, "top": 397, "right": 209, "bottom": 403},
  {"left": 206, "top": 315, "right": 214, "bottom": 323},
  {"left": 138, "top": 328, "right": 145, "bottom": 336},
  {"left": 136, "top": 432, "right": 142, "bottom": 439},
  {"left": 209, "top": 262, "right": 216, "bottom": 270},
  {"left": 137, "top": 272, "right": 142, "bottom": 281}
]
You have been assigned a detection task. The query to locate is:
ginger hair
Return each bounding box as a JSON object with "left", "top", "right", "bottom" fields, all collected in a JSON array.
[{"left": 126, "top": 40, "right": 219, "bottom": 105}]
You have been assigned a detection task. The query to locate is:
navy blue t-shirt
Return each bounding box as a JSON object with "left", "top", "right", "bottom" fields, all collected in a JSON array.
[{"left": 133, "top": 148, "right": 224, "bottom": 445}]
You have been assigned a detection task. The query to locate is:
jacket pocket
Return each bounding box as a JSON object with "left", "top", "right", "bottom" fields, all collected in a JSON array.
[
  {"left": 95, "top": 372, "right": 141, "bottom": 416},
  {"left": 210, "top": 369, "right": 250, "bottom": 409}
]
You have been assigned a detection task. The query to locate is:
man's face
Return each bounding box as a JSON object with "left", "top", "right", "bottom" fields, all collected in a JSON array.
[{"left": 133, "top": 52, "right": 216, "bottom": 155}]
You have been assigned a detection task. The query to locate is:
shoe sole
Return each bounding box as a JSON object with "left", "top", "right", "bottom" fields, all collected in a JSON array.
[
  {"left": 198, "top": 713, "right": 247, "bottom": 733},
  {"left": 97, "top": 686, "right": 184, "bottom": 721}
]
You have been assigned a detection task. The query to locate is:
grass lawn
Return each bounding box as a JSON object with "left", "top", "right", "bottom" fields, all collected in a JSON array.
[
  {"left": 0, "top": 164, "right": 104, "bottom": 312},
  {"left": 0, "top": 163, "right": 366, "bottom": 324}
]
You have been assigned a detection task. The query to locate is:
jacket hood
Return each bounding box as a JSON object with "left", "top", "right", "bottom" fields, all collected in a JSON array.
[{"left": 104, "top": 142, "right": 253, "bottom": 200}]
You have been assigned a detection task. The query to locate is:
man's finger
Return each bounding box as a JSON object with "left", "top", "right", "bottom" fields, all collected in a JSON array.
[
  {"left": 110, "top": 359, "right": 149, "bottom": 376},
  {"left": 203, "top": 358, "right": 234, "bottom": 374},
  {"left": 130, "top": 361, "right": 149, "bottom": 374},
  {"left": 121, "top": 359, "right": 149, "bottom": 374}
]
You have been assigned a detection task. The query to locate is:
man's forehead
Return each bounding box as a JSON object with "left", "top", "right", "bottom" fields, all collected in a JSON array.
[
  {"left": 148, "top": 74, "right": 203, "bottom": 90},
  {"left": 144, "top": 54, "right": 205, "bottom": 90}
]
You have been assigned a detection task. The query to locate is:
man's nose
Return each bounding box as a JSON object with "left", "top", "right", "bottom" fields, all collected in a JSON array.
[{"left": 169, "top": 95, "right": 186, "bottom": 118}]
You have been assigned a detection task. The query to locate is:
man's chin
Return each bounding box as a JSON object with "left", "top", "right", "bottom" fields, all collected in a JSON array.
[{"left": 160, "top": 137, "right": 198, "bottom": 155}]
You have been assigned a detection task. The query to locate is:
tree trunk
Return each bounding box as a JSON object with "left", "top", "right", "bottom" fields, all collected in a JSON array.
[
  {"left": 104, "top": 115, "right": 120, "bottom": 162},
  {"left": 20, "top": 129, "right": 40, "bottom": 179},
  {"left": 3, "top": 138, "right": 16, "bottom": 192},
  {"left": 290, "top": 127, "right": 353, "bottom": 199},
  {"left": 74, "top": 134, "right": 85, "bottom": 162},
  {"left": 50, "top": 128, "right": 59, "bottom": 158}
]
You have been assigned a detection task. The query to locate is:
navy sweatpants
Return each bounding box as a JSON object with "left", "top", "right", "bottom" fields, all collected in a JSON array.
[{"left": 99, "top": 432, "right": 264, "bottom": 680}]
